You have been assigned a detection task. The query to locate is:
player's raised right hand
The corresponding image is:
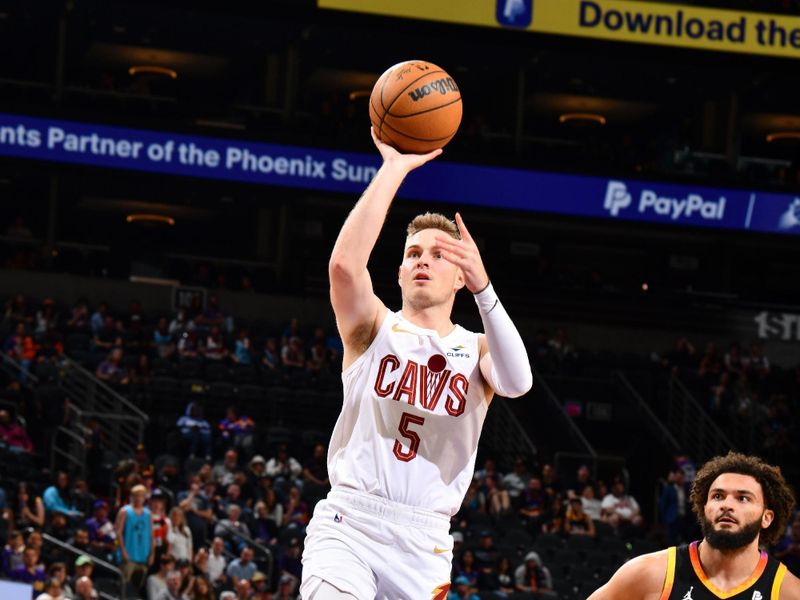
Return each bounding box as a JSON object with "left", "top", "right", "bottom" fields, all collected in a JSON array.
[{"left": 371, "top": 127, "right": 441, "bottom": 172}]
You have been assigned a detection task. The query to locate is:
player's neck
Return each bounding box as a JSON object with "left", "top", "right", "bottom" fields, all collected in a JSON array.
[
  {"left": 400, "top": 303, "right": 455, "bottom": 337},
  {"left": 697, "top": 538, "right": 762, "bottom": 583}
]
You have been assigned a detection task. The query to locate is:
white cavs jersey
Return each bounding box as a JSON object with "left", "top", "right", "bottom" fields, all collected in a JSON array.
[{"left": 328, "top": 310, "right": 489, "bottom": 516}]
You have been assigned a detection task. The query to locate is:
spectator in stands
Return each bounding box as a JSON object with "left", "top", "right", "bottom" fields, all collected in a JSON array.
[
  {"left": 266, "top": 445, "right": 303, "bottom": 496},
  {"left": 774, "top": 515, "right": 800, "bottom": 577},
  {"left": 115, "top": 484, "right": 153, "bottom": 591},
  {"left": 481, "top": 556, "right": 515, "bottom": 596},
  {"left": 473, "top": 458, "right": 500, "bottom": 483},
  {"left": 541, "top": 463, "right": 563, "bottom": 496},
  {"left": 176, "top": 559, "right": 194, "bottom": 597},
  {"left": 448, "top": 575, "right": 479, "bottom": 600},
  {"left": 89, "top": 302, "right": 108, "bottom": 334},
  {"left": 302, "top": 443, "right": 330, "bottom": 502},
  {"left": 212, "top": 449, "right": 239, "bottom": 488},
  {"left": 46, "top": 510, "right": 74, "bottom": 547},
  {"left": 196, "top": 295, "right": 225, "bottom": 330},
  {"left": 177, "top": 475, "right": 214, "bottom": 551},
  {"left": 254, "top": 571, "right": 274, "bottom": 600},
  {"left": 281, "top": 317, "right": 301, "bottom": 346},
  {"left": 452, "top": 549, "right": 480, "bottom": 588},
  {"left": 74, "top": 575, "right": 98, "bottom": 600},
  {"left": 71, "top": 555, "right": 94, "bottom": 591},
  {"left": 723, "top": 342, "right": 745, "bottom": 377},
  {"left": 261, "top": 488, "right": 283, "bottom": 537},
  {"left": 67, "top": 299, "right": 90, "bottom": 331},
  {"left": 16, "top": 481, "right": 45, "bottom": 530},
  {"left": 178, "top": 330, "right": 201, "bottom": 361},
  {"left": 92, "top": 316, "right": 118, "bottom": 352},
  {"left": 177, "top": 402, "right": 212, "bottom": 460},
  {"left": 214, "top": 503, "right": 250, "bottom": 553},
  {"left": 580, "top": 484, "right": 603, "bottom": 521},
  {"left": 307, "top": 332, "right": 330, "bottom": 378},
  {"left": 519, "top": 477, "right": 546, "bottom": 529},
  {"left": 85, "top": 499, "right": 116, "bottom": 561},
  {"left": 168, "top": 308, "right": 194, "bottom": 338},
  {"left": 548, "top": 327, "right": 577, "bottom": 370},
  {"left": 43, "top": 471, "right": 81, "bottom": 519},
  {"left": 484, "top": 476, "right": 511, "bottom": 517},
  {"left": 474, "top": 530, "right": 500, "bottom": 575},
  {"left": 283, "top": 485, "right": 309, "bottom": 531},
  {"left": 459, "top": 480, "right": 485, "bottom": 518},
  {"left": 564, "top": 496, "right": 595, "bottom": 537},
  {"left": 514, "top": 551, "right": 553, "bottom": 593},
  {"left": 710, "top": 371, "right": 735, "bottom": 422},
  {"left": 252, "top": 500, "right": 279, "bottom": 546},
  {"left": 502, "top": 458, "right": 530, "bottom": 506},
  {"left": 281, "top": 336, "right": 306, "bottom": 380},
  {"left": 745, "top": 341, "right": 771, "bottom": 380},
  {"left": 71, "top": 477, "right": 96, "bottom": 520},
  {"left": 662, "top": 336, "right": 697, "bottom": 374},
  {"left": 26, "top": 530, "right": 44, "bottom": 558},
  {"left": 278, "top": 539, "right": 303, "bottom": 594},
  {"left": 566, "top": 464, "right": 594, "bottom": 499},
  {"left": 601, "top": 477, "right": 643, "bottom": 534},
  {"left": 47, "top": 563, "right": 72, "bottom": 599},
  {"left": 153, "top": 317, "right": 176, "bottom": 360},
  {"left": 187, "top": 574, "right": 215, "bottom": 600},
  {"left": 0, "top": 408, "right": 34, "bottom": 453},
  {"left": 95, "top": 347, "right": 129, "bottom": 386},
  {"left": 218, "top": 406, "right": 255, "bottom": 456},
  {"left": 2, "top": 530, "right": 25, "bottom": 576},
  {"left": 659, "top": 468, "right": 689, "bottom": 545},
  {"left": 167, "top": 507, "right": 193, "bottom": 562},
  {"left": 217, "top": 483, "right": 247, "bottom": 517},
  {"left": 156, "top": 569, "right": 188, "bottom": 600},
  {"left": 4, "top": 293, "right": 32, "bottom": 328},
  {"left": 11, "top": 546, "right": 47, "bottom": 597},
  {"left": 231, "top": 328, "right": 252, "bottom": 365},
  {"left": 4, "top": 322, "right": 37, "bottom": 381},
  {"left": 261, "top": 337, "right": 281, "bottom": 374},
  {"left": 150, "top": 488, "right": 170, "bottom": 564},
  {"left": 67, "top": 527, "right": 93, "bottom": 561},
  {"left": 202, "top": 325, "right": 227, "bottom": 362},
  {"left": 34, "top": 576, "right": 64, "bottom": 600},
  {"left": 33, "top": 298, "right": 58, "bottom": 342},
  {"left": 697, "top": 342, "right": 722, "bottom": 386},
  {"left": 225, "top": 546, "right": 256, "bottom": 588},
  {"left": 206, "top": 537, "right": 227, "bottom": 589}
]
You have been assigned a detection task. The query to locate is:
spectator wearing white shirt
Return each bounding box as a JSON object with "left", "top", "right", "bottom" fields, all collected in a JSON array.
[
  {"left": 207, "top": 537, "right": 228, "bottom": 588},
  {"left": 601, "top": 478, "right": 643, "bottom": 531},
  {"left": 167, "top": 507, "right": 193, "bottom": 562}
]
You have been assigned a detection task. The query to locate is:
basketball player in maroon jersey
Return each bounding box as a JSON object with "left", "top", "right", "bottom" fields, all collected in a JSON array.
[{"left": 588, "top": 452, "right": 799, "bottom": 600}]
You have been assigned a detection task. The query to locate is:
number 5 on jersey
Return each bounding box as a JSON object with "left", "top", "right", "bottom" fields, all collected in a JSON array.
[{"left": 394, "top": 412, "right": 425, "bottom": 462}]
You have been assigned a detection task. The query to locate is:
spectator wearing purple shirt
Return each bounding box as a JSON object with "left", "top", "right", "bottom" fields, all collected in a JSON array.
[
  {"left": 85, "top": 500, "right": 116, "bottom": 560},
  {"left": 11, "top": 546, "right": 47, "bottom": 598},
  {"left": 95, "top": 348, "right": 129, "bottom": 386}
]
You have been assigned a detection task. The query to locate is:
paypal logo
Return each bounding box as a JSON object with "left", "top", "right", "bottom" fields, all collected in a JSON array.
[
  {"left": 496, "top": 0, "right": 533, "bottom": 27},
  {"left": 604, "top": 180, "right": 632, "bottom": 216},
  {"left": 779, "top": 198, "right": 800, "bottom": 229},
  {"left": 603, "top": 180, "right": 726, "bottom": 221}
]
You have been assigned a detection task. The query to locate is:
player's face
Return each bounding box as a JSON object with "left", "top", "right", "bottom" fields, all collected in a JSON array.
[
  {"left": 399, "top": 229, "right": 464, "bottom": 309},
  {"left": 701, "top": 473, "right": 773, "bottom": 550}
]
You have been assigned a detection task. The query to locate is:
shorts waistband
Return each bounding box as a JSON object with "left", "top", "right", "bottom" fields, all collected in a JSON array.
[{"left": 329, "top": 487, "right": 450, "bottom": 531}]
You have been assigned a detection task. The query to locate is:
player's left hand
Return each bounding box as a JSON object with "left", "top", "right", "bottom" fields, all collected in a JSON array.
[{"left": 435, "top": 213, "right": 490, "bottom": 293}]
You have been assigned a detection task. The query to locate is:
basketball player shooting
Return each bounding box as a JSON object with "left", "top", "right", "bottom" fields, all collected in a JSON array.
[
  {"left": 299, "top": 128, "right": 533, "bottom": 600},
  {"left": 588, "top": 452, "right": 799, "bottom": 600}
]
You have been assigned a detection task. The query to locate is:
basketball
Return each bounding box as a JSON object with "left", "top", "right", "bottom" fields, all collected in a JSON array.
[{"left": 369, "top": 60, "right": 463, "bottom": 154}]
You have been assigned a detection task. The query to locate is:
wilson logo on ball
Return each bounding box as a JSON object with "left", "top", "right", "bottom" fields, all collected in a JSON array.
[{"left": 407, "top": 78, "right": 460, "bottom": 102}]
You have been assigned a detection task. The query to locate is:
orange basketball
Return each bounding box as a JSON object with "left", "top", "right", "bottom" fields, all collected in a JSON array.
[{"left": 369, "top": 60, "right": 462, "bottom": 154}]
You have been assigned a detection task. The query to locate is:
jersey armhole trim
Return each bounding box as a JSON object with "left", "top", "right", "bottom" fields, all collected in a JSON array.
[
  {"left": 341, "top": 308, "right": 393, "bottom": 379},
  {"left": 771, "top": 563, "right": 787, "bottom": 600},
  {"left": 660, "top": 546, "right": 677, "bottom": 600}
]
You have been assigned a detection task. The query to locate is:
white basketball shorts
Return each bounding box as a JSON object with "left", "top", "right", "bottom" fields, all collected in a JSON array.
[{"left": 300, "top": 487, "right": 454, "bottom": 600}]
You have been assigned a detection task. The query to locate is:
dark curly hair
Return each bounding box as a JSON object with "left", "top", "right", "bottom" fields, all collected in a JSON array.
[{"left": 689, "top": 452, "right": 796, "bottom": 546}]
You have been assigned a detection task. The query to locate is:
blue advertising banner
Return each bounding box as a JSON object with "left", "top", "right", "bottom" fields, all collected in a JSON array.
[{"left": 0, "top": 113, "right": 798, "bottom": 236}]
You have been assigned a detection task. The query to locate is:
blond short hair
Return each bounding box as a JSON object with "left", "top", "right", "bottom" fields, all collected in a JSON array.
[
  {"left": 131, "top": 484, "right": 147, "bottom": 496},
  {"left": 406, "top": 212, "right": 461, "bottom": 240}
]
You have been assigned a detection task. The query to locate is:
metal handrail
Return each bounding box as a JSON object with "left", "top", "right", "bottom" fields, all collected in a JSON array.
[
  {"left": 533, "top": 369, "right": 597, "bottom": 458},
  {"left": 41, "top": 532, "right": 126, "bottom": 600},
  {"left": 670, "top": 375, "right": 736, "bottom": 448},
  {"left": 0, "top": 353, "right": 40, "bottom": 385},
  {"left": 60, "top": 355, "right": 148, "bottom": 422},
  {"left": 50, "top": 425, "right": 86, "bottom": 474},
  {"left": 212, "top": 518, "right": 274, "bottom": 584},
  {"left": 613, "top": 371, "right": 682, "bottom": 454}
]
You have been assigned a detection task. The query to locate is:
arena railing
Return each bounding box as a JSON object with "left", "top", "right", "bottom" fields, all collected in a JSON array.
[
  {"left": 667, "top": 375, "right": 737, "bottom": 461},
  {"left": 41, "top": 532, "right": 127, "bottom": 600},
  {"left": 481, "top": 394, "right": 538, "bottom": 469},
  {"left": 613, "top": 371, "right": 681, "bottom": 456}
]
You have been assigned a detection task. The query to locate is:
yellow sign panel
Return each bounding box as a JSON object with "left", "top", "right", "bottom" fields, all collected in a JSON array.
[{"left": 318, "top": 0, "right": 800, "bottom": 59}]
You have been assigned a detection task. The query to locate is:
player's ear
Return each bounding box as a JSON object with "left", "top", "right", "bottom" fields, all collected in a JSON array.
[
  {"left": 454, "top": 268, "right": 466, "bottom": 291},
  {"left": 762, "top": 509, "right": 774, "bottom": 529}
]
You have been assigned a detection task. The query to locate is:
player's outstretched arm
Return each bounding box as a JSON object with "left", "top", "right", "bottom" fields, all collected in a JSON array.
[
  {"left": 436, "top": 213, "right": 532, "bottom": 399},
  {"left": 329, "top": 128, "right": 441, "bottom": 362},
  {"left": 587, "top": 550, "right": 670, "bottom": 600}
]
